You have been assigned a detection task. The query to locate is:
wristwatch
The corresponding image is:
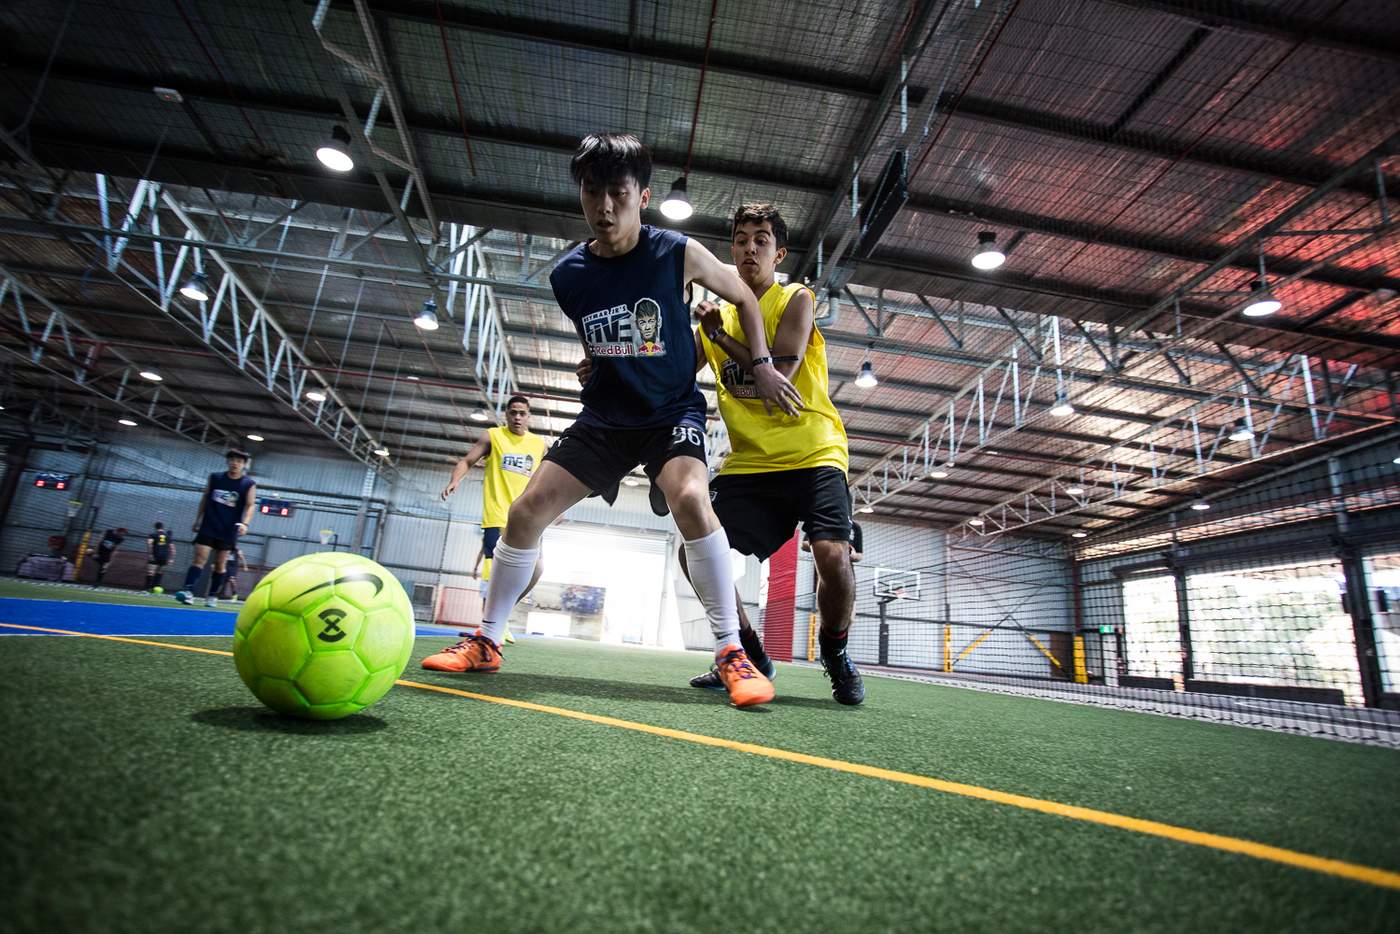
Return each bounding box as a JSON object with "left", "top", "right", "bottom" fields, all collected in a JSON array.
[{"left": 706, "top": 327, "right": 724, "bottom": 341}]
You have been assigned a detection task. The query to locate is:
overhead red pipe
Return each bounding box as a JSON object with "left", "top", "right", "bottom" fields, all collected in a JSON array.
[
  {"left": 682, "top": 0, "right": 721, "bottom": 180},
  {"left": 434, "top": 0, "right": 478, "bottom": 175}
]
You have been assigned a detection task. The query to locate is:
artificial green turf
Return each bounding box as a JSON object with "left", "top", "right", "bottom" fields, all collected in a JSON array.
[{"left": 2, "top": 631, "right": 1398, "bottom": 933}]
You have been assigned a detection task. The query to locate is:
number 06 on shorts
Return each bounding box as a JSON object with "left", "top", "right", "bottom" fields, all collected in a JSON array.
[{"left": 542, "top": 413, "right": 709, "bottom": 505}]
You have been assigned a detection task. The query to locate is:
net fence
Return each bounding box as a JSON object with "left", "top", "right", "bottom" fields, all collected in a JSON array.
[{"left": 774, "top": 435, "right": 1400, "bottom": 747}]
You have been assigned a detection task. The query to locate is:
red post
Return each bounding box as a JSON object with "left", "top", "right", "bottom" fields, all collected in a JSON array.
[{"left": 762, "top": 533, "right": 799, "bottom": 662}]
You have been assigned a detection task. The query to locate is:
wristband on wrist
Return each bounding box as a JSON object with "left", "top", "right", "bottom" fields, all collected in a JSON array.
[
  {"left": 751, "top": 355, "right": 774, "bottom": 368},
  {"left": 706, "top": 327, "right": 723, "bottom": 341}
]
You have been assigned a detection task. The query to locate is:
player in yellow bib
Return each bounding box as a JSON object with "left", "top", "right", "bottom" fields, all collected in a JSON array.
[
  {"left": 424, "top": 395, "right": 546, "bottom": 663},
  {"left": 576, "top": 203, "right": 864, "bottom": 703},
  {"left": 691, "top": 203, "right": 863, "bottom": 704}
]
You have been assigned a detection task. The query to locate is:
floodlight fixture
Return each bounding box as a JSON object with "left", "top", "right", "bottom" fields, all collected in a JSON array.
[{"left": 659, "top": 177, "right": 693, "bottom": 221}]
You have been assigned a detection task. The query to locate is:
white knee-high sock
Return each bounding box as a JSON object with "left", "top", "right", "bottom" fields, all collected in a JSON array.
[
  {"left": 682, "top": 527, "right": 740, "bottom": 653},
  {"left": 480, "top": 541, "right": 539, "bottom": 645}
]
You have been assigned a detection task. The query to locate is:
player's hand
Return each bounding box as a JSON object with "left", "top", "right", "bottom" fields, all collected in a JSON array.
[
  {"left": 441, "top": 479, "right": 458, "bottom": 501},
  {"left": 694, "top": 300, "right": 723, "bottom": 335},
  {"left": 575, "top": 357, "right": 592, "bottom": 387},
  {"left": 752, "top": 362, "right": 803, "bottom": 416},
  {"left": 192, "top": 523, "right": 200, "bottom": 533},
  {"left": 235, "top": 522, "right": 248, "bottom": 535}
]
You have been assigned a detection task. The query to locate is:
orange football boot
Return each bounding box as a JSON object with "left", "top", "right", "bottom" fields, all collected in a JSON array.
[
  {"left": 420, "top": 633, "right": 501, "bottom": 672},
  {"left": 715, "top": 644, "right": 775, "bottom": 707}
]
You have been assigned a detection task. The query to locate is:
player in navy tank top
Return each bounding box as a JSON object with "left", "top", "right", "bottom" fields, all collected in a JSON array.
[
  {"left": 550, "top": 224, "right": 705, "bottom": 431},
  {"left": 419, "top": 133, "right": 801, "bottom": 709},
  {"left": 173, "top": 448, "right": 258, "bottom": 608}
]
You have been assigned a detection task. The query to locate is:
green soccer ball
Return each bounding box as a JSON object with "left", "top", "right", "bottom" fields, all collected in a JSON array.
[
  {"left": 151, "top": 586, "right": 164, "bottom": 594},
  {"left": 233, "top": 552, "right": 415, "bottom": 720}
]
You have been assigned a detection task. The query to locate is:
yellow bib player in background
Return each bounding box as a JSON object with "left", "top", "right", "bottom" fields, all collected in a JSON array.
[{"left": 429, "top": 395, "right": 547, "bottom": 654}]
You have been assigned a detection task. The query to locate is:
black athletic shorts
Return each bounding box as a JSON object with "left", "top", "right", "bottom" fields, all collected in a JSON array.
[
  {"left": 544, "top": 417, "right": 707, "bottom": 505},
  {"left": 149, "top": 552, "right": 171, "bottom": 567},
  {"left": 481, "top": 526, "right": 502, "bottom": 558},
  {"left": 194, "top": 532, "right": 236, "bottom": 552},
  {"left": 710, "top": 466, "right": 852, "bottom": 561}
]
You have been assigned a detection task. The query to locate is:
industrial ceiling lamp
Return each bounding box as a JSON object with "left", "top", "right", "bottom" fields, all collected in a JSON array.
[
  {"left": 929, "top": 467, "right": 949, "bottom": 479},
  {"left": 138, "top": 370, "right": 162, "bottom": 382},
  {"left": 1048, "top": 390, "right": 1075, "bottom": 418},
  {"left": 1071, "top": 531, "right": 1088, "bottom": 539},
  {"left": 316, "top": 125, "right": 354, "bottom": 173},
  {"left": 414, "top": 298, "right": 439, "bottom": 331},
  {"left": 373, "top": 446, "right": 390, "bottom": 457},
  {"left": 246, "top": 434, "right": 265, "bottom": 442},
  {"left": 970, "top": 231, "right": 1005, "bottom": 270},
  {"left": 1066, "top": 483, "right": 1086, "bottom": 496},
  {"left": 858, "top": 505, "right": 874, "bottom": 514},
  {"left": 855, "top": 360, "right": 878, "bottom": 388},
  {"left": 305, "top": 389, "right": 327, "bottom": 403},
  {"left": 1228, "top": 418, "right": 1254, "bottom": 442},
  {"left": 470, "top": 409, "right": 489, "bottom": 422},
  {"left": 1191, "top": 500, "right": 1211, "bottom": 511},
  {"left": 1241, "top": 279, "right": 1281, "bottom": 318},
  {"left": 659, "top": 177, "right": 693, "bottom": 221},
  {"left": 969, "top": 517, "right": 985, "bottom": 527},
  {"left": 179, "top": 271, "right": 210, "bottom": 302}
]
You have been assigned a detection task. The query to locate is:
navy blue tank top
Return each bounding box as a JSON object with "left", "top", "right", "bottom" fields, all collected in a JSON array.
[
  {"left": 150, "top": 528, "right": 172, "bottom": 558},
  {"left": 201, "top": 471, "right": 255, "bottom": 540},
  {"left": 550, "top": 226, "right": 705, "bottom": 429}
]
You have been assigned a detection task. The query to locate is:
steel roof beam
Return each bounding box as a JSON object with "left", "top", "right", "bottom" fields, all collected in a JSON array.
[
  {"left": 4, "top": 216, "right": 1390, "bottom": 425},
  {"left": 17, "top": 132, "right": 1400, "bottom": 367},
  {"left": 1100, "top": 0, "right": 1400, "bottom": 64}
]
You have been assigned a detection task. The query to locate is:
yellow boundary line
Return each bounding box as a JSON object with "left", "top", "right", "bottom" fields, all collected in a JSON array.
[{"left": 6, "top": 620, "right": 1400, "bottom": 893}]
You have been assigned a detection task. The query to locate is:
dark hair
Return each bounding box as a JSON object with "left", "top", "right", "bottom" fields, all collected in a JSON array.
[
  {"left": 225, "top": 448, "right": 250, "bottom": 461},
  {"left": 570, "top": 133, "right": 652, "bottom": 191},
  {"left": 154, "top": 522, "right": 164, "bottom": 530},
  {"left": 506, "top": 395, "right": 530, "bottom": 410},
  {"left": 732, "top": 202, "right": 789, "bottom": 250}
]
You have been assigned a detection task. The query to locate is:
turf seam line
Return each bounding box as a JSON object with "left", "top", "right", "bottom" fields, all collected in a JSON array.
[{"left": 8, "top": 621, "right": 1399, "bottom": 893}]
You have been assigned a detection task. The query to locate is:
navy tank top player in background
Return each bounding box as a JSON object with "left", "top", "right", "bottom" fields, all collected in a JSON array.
[{"left": 174, "top": 447, "right": 258, "bottom": 608}]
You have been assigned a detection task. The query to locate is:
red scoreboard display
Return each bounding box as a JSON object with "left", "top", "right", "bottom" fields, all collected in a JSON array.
[
  {"left": 33, "top": 472, "right": 71, "bottom": 491},
  {"left": 257, "top": 497, "right": 293, "bottom": 517}
]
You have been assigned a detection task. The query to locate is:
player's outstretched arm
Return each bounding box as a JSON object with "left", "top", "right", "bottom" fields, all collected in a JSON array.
[
  {"left": 683, "top": 239, "right": 801, "bottom": 416},
  {"left": 698, "top": 287, "right": 813, "bottom": 381},
  {"left": 442, "top": 434, "right": 491, "bottom": 500},
  {"left": 769, "top": 287, "right": 814, "bottom": 380},
  {"left": 237, "top": 484, "right": 257, "bottom": 536}
]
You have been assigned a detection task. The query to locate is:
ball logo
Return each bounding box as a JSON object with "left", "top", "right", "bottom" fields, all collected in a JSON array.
[
  {"left": 293, "top": 571, "right": 385, "bottom": 600},
  {"left": 316, "top": 607, "right": 348, "bottom": 643}
]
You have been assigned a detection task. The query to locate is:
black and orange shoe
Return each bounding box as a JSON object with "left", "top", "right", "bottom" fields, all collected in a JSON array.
[
  {"left": 690, "top": 655, "right": 775, "bottom": 691},
  {"left": 715, "top": 645, "right": 775, "bottom": 707},
  {"left": 421, "top": 633, "right": 501, "bottom": 673}
]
